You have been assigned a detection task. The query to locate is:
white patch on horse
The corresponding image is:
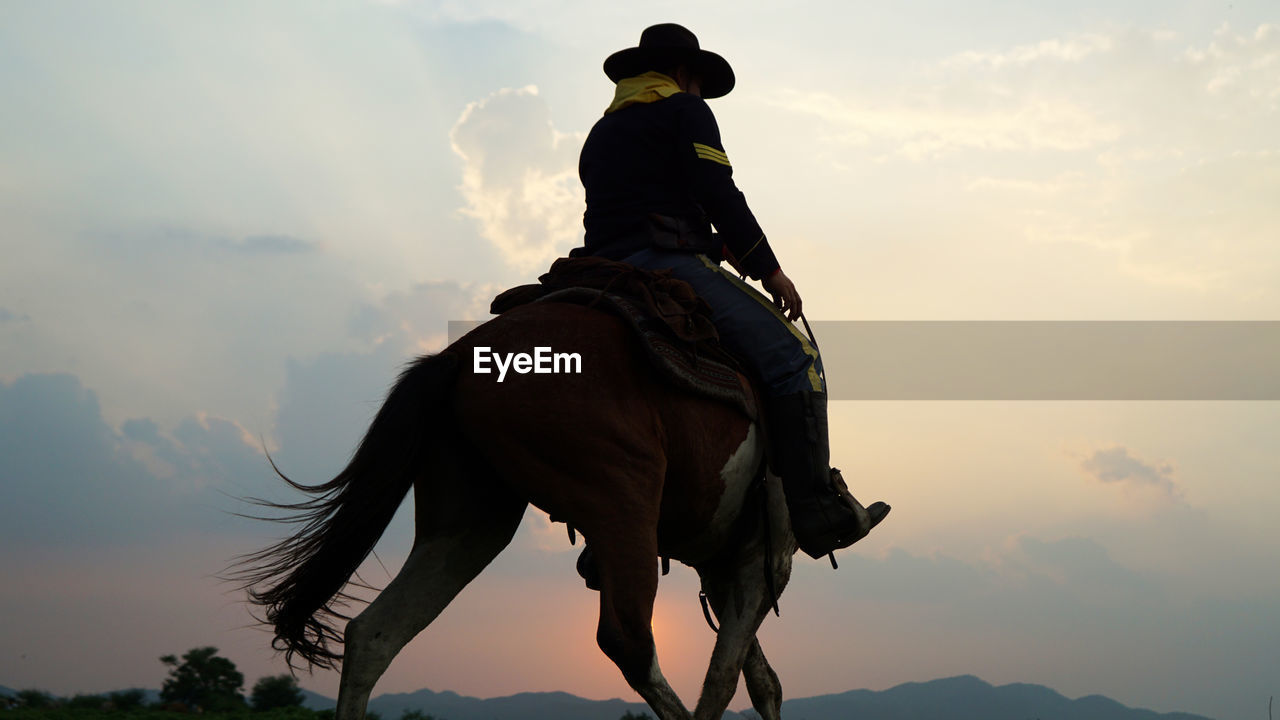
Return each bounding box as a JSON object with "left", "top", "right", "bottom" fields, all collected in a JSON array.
[{"left": 679, "top": 424, "right": 764, "bottom": 562}]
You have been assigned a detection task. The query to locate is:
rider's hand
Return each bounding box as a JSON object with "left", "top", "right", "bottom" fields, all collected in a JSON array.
[{"left": 762, "top": 269, "right": 802, "bottom": 321}]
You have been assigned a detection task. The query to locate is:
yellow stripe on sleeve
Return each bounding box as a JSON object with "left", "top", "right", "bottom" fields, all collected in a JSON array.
[
  {"left": 692, "top": 142, "right": 730, "bottom": 162},
  {"left": 695, "top": 151, "right": 732, "bottom": 167}
]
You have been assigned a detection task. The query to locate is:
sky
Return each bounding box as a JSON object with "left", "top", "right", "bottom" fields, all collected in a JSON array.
[{"left": 1, "top": 1, "right": 1278, "bottom": 719}]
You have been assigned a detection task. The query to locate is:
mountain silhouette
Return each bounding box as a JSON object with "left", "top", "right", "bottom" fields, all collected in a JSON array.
[
  {"left": 366, "top": 688, "right": 678, "bottom": 720},
  {"left": 358, "top": 675, "right": 1216, "bottom": 720},
  {"left": 0, "top": 676, "right": 1219, "bottom": 720},
  {"left": 742, "top": 675, "right": 1217, "bottom": 720}
]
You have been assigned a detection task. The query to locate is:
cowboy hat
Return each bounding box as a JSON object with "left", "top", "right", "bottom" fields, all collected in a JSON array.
[{"left": 603, "top": 23, "right": 736, "bottom": 99}]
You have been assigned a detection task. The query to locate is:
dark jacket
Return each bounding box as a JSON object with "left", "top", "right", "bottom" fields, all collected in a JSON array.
[{"left": 575, "top": 92, "right": 781, "bottom": 280}]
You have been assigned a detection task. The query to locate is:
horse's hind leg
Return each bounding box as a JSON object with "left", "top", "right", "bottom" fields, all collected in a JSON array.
[
  {"left": 743, "top": 639, "right": 783, "bottom": 720},
  {"left": 335, "top": 484, "right": 526, "bottom": 720}
]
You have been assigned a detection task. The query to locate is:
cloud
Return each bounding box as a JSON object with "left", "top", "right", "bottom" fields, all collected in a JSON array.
[
  {"left": 0, "top": 278, "right": 492, "bottom": 550},
  {"left": 802, "top": 535, "right": 1153, "bottom": 613},
  {"left": 766, "top": 29, "right": 1140, "bottom": 159},
  {"left": 0, "top": 373, "right": 267, "bottom": 548},
  {"left": 0, "top": 2, "right": 519, "bottom": 429},
  {"left": 224, "top": 234, "right": 319, "bottom": 255},
  {"left": 0, "top": 308, "right": 30, "bottom": 324},
  {"left": 1079, "top": 446, "right": 1181, "bottom": 499},
  {"left": 347, "top": 279, "right": 495, "bottom": 349},
  {"left": 83, "top": 226, "right": 322, "bottom": 262},
  {"left": 1001, "top": 535, "right": 1153, "bottom": 596},
  {"left": 770, "top": 87, "right": 1119, "bottom": 158},
  {"left": 1, "top": 373, "right": 152, "bottom": 546},
  {"left": 450, "top": 86, "right": 585, "bottom": 272},
  {"left": 270, "top": 279, "right": 491, "bottom": 489},
  {"left": 0, "top": 216, "right": 389, "bottom": 428},
  {"left": 771, "top": 26, "right": 1278, "bottom": 161},
  {"left": 1187, "top": 23, "right": 1280, "bottom": 100},
  {"left": 943, "top": 34, "right": 1116, "bottom": 68},
  {"left": 126, "top": 414, "right": 267, "bottom": 491},
  {"left": 784, "top": 533, "right": 1277, "bottom": 720},
  {"left": 762, "top": 23, "right": 1280, "bottom": 303}
]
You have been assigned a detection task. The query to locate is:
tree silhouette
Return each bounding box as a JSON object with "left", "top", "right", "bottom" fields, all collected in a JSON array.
[
  {"left": 251, "top": 674, "right": 305, "bottom": 711},
  {"left": 108, "top": 689, "right": 146, "bottom": 710},
  {"left": 16, "top": 690, "right": 55, "bottom": 709},
  {"left": 399, "top": 710, "right": 439, "bottom": 720},
  {"left": 67, "top": 693, "right": 106, "bottom": 709},
  {"left": 160, "top": 646, "right": 246, "bottom": 711}
]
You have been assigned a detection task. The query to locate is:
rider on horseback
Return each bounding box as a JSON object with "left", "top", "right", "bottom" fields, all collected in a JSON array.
[{"left": 573, "top": 24, "right": 889, "bottom": 561}]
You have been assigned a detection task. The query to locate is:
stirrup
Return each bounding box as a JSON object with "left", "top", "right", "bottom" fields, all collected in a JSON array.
[{"left": 791, "top": 471, "right": 891, "bottom": 560}]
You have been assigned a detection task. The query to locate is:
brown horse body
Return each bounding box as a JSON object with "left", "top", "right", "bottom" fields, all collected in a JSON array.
[{"left": 238, "top": 302, "right": 797, "bottom": 720}]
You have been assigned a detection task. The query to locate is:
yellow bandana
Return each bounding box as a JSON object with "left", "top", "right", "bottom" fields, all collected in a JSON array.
[{"left": 605, "top": 71, "right": 682, "bottom": 115}]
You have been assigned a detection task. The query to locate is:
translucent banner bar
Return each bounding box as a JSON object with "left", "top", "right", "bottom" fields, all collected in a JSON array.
[{"left": 449, "top": 320, "right": 1280, "bottom": 400}]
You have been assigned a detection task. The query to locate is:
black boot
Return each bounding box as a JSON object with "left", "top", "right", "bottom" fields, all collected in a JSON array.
[{"left": 766, "top": 391, "right": 890, "bottom": 560}]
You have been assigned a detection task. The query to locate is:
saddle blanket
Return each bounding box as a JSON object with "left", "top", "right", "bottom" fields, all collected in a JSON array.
[{"left": 491, "top": 257, "right": 757, "bottom": 421}]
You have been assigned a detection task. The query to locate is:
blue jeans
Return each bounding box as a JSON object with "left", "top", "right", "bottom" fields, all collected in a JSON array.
[{"left": 620, "top": 248, "right": 825, "bottom": 396}]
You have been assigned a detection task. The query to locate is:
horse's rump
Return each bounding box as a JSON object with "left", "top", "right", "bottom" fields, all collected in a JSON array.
[{"left": 450, "top": 302, "right": 761, "bottom": 564}]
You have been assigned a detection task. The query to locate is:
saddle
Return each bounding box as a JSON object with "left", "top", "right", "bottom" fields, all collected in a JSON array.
[{"left": 491, "top": 256, "right": 758, "bottom": 421}]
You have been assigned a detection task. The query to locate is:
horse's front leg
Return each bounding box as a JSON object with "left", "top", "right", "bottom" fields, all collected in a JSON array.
[
  {"left": 691, "top": 555, "right": 775, "bottom": 720},
  {"left": 740, "top": 478, "right": 792, "bottom": 720},
  {"left": 692, "top": 476, "right": 795, "bottom": 720},
  {"left": 589, "top": 516, "right": 692, "bottom": 720},
  {"left": 742, "top": 639, "right": 783, "bottom": 720}
]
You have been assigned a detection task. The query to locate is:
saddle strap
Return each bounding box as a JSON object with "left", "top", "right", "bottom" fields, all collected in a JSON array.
[
  {"left": 759, "top": 476, "right": 782, "bottom": 617},
  {"left": 698, "top": 591, "right": 720, "bottom": 633}
]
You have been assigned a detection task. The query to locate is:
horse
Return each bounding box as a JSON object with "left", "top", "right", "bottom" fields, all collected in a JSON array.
[{"left": 234, "top": 299, "right": 803, "bottom": 720}]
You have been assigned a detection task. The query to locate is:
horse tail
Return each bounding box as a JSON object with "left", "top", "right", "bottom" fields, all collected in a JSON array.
[{"left": 231, "top": 351, "right": 460, "bottom": 671}]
